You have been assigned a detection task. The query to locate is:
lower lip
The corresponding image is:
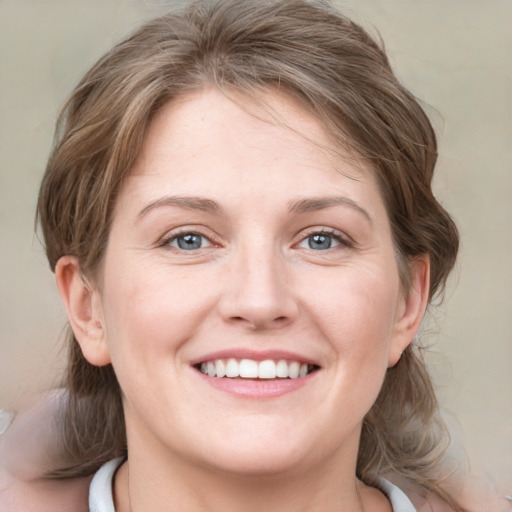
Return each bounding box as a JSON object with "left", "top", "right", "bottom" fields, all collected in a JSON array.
[{"left": 194, "top": 369, "right": 318, "bottom": 398}]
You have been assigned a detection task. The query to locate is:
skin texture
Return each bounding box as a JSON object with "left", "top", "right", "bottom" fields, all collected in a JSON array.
[
  {"left": 1, "top": 394, "right": 510, "bottom": 511},
  {"left": 1, "top": 90, "right": 510, "bottom": 511},
  {"left": 56, "top": 89, "right": 429, "bottom": 512}
]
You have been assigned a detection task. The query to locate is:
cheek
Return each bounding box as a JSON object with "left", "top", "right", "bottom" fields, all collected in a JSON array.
[
  {"left": 100, "top": 261, "right": 219, "bottom": 362},
  {"left": 305, "top": 266, "right": 400, "bottom": 352},
  {"left": 308, "top": 272, "right": 399, "bottom": 423},
  {"left": 302, "top": 263, "right": 401, "bottom": 416}
]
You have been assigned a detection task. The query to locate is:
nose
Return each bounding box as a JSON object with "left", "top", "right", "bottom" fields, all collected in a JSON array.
[{"left": 218, "top": 244, "right": 299, "bottom": 331}]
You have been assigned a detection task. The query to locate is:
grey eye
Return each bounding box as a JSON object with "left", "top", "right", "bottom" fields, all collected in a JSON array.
[
  {"left": 307, "top": 233, "right": 332, "bottom": 250},
  {"left": 171, "top": 233, "right": 208, "bottom": 250}
]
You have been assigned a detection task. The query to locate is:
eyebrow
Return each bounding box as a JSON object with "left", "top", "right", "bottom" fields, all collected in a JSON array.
[
  {"left": 288, "top": 196, "right": 372, "bottom": 223},
  {"left": 137, "top": 194, "right": 371, "bottom": 223},
  {"left": 137, "top": 196, "right": 223, "bottom": 220}
]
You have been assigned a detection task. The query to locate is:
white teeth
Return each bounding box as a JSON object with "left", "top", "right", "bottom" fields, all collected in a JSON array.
[
  {"left": 215, "top": 359, "right": 226, "bottom": 378},
  {"left": 239, "top": 359, "right": 259, "bottom": 378},
  {"left": 288, "top": 361, "right": 300, "bottom": 379},
  {"left": 225, "top": 358, "right": 239, "bottom": 378},
  {"left": 198, "top": 358, "right": 314, "bottom": 379},
  {"left": 276, "top": 360, "right": 288, "bottom": 378},
  {"left": 258, "top": 359, "right": 277, "bottom": 379}
]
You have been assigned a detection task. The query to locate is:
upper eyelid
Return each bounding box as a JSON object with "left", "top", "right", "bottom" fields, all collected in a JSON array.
[
  {"left": 156, "top": 225, "right": 354, "bottom": 247},
  {"left": 295, "top": 227, "right": 354, "bottom": 245},
  {"left": 159, "top": 226, "right": 220, "bottom": 247}
]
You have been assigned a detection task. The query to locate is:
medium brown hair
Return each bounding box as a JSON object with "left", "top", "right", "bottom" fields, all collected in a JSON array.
[{"left": 38, "top": 0, "right": 459, "bottom": 493}]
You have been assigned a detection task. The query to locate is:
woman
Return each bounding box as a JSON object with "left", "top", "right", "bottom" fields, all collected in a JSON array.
[{"left": 0, "top": 0, "right": 510, "bottom": 510}]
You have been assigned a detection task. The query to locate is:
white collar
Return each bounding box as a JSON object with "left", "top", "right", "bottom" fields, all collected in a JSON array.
[{"left": 89, "top": 458, "right": 417, "bottom": 512}]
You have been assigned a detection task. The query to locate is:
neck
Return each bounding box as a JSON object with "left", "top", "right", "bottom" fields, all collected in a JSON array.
[{"left": 113, "top": 431, "right": 391, "bottom": 512}]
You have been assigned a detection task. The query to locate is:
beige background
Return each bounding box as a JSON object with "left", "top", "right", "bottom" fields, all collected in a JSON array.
[{"left": 0, "top": 0, "right": 510, "bottom": 492}]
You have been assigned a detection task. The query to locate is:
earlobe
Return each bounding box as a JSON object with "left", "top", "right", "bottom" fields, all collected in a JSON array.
[
  {"left": 55, "top": 256, "right": 111, "bottom": 367},
  {"left": 388, "top": 256, "right": 430, "bottom": 367}
]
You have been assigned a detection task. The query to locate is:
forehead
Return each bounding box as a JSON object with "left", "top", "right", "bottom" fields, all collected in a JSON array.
[{"left": 118, "top": 88, "right": 382, "bottom": 213}]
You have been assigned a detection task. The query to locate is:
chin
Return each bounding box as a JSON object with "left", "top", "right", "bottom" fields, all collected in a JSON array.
[
  {"left": 186, "top": 422, "right": 333, "bottom": 478},
  {"left": 200, "top": 445, "right": 309, "bottom": 478}
]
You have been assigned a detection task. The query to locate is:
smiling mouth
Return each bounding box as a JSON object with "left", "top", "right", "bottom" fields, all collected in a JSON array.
[{"left": 195, "top": 358, "right": 320, "bottom": 379}]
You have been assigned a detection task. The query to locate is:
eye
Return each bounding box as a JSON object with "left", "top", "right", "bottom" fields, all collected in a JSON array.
[
  {"left": 166, "top": 232, "right": 212, "bottom": 251},
  {"left": 297, "top": 230, "right": 351, "bottom": 251},
  {"left": 306, "top": 233, "right": 334, "bottom": 250}
]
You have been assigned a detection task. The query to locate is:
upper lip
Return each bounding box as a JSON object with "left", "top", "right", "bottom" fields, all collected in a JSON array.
[{"left": 189, "top": 348, "right": 320, "bottom": 367}]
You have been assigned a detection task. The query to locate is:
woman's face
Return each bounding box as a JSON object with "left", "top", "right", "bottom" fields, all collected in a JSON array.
[{"left": 75, "top": 89, "right": 426, "bottom": 476}]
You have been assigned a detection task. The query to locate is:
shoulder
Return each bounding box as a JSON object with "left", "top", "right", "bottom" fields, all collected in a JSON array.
[
  {"left": 0, "top": 397, "right": 90, "bottom": 512},
  {"left": 0, "top": 465, "right": 91, "bottom": 512}
]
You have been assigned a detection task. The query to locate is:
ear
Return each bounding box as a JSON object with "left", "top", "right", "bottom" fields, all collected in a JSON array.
[
  {"left": 388, "top": 256, "right": 430, "bottom": 367},
  {"left": 55, "top": 256, "right": 111, "bottom": 366}
]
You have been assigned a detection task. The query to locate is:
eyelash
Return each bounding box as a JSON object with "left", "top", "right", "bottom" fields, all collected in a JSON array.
[
  {"left": 159, "top": 228, "right": 220, "bottom": 251},
  {"left": 158, "top": 226, "right": 353, "bottom": 253},
  {"left": 296, "top": 228, "right": 354, "bottom": 251}
]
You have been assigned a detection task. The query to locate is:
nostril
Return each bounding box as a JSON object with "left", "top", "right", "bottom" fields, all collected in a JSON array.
[{"left": 228, "top": 314, "right": 290, "bottom": 328}]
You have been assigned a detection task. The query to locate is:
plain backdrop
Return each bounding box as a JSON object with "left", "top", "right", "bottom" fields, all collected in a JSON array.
[{"left": 0, "top": 0, "right": 510, "bottom": 492}]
